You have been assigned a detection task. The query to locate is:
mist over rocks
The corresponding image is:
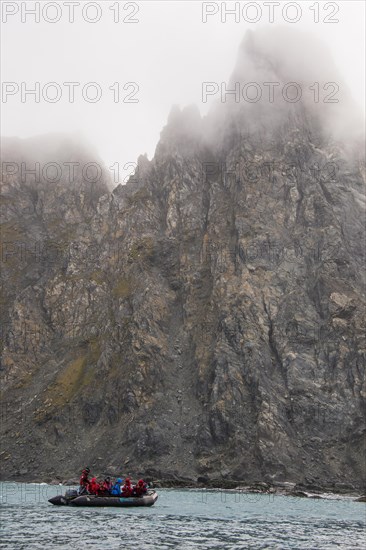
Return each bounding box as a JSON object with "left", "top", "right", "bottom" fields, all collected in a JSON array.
[
  {"left": 0, "top": 29, "right": 365, "bottom": 492},
  {"left": 1, "top": 133, "right": 112, "bottom": 191},
  {"left": 205, "top": 27, "right": 363, "bottom": 150}
]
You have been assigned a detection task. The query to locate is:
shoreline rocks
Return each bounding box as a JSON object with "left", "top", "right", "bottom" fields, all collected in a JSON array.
[{"left": 0, "top": 474, "right": 364, "bottom": 500}]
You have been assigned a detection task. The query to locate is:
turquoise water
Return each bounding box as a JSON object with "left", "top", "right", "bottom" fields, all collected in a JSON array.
[{"left": 0, "top": 483, "right": 365, "bottom": 549}]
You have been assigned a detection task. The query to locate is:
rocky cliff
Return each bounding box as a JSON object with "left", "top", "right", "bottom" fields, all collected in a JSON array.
[{"left": 1, "top": 29, "right": 365, "bottom": 491}]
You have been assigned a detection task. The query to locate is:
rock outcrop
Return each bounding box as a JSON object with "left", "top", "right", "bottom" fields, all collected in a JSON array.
[{"left": 1, "top": 29, "right": 365, "bottom": 490}]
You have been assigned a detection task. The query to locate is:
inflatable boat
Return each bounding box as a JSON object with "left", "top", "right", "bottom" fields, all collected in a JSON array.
[{"left": 49, "top": 489, "right": 158, "bottom": 507}]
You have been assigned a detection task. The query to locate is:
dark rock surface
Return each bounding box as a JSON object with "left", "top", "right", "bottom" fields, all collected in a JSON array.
[{"left": 0, "top": 30, "right": 365, "bottom": 492}]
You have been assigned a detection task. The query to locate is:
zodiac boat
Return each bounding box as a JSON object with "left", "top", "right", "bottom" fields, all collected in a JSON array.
[{"left": 49, "top": 489, "right": 158, "bottom": 507}]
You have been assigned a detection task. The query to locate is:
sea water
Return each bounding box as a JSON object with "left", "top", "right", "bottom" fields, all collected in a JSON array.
[{"left": 0, "top": 483, "right": 365, "bottom": 549}]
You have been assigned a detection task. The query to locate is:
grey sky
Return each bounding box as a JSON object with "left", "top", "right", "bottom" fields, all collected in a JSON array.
[{"left": 1, "top": 1, "right": 365, "bottom": 186}]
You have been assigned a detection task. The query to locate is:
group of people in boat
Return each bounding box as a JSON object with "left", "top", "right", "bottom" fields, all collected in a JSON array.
[{"left": 79, "top": 467, "right": 148, "bottom": 497}]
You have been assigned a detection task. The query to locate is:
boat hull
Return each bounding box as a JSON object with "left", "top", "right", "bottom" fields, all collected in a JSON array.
[{"left": 49, "top": 491, "right": 158, "bottom": 507}]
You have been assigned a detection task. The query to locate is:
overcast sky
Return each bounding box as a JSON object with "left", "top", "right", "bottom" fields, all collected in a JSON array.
[{"left": 1, "top": 1, "right": 365, "bottom": 186}]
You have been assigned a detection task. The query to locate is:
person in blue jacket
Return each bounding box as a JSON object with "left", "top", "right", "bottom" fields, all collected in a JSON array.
[{"left": 111, "top": 478, "right": 123, "bottom": 495}]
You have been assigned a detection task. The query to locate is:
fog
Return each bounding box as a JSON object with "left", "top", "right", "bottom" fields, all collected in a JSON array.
[
  {"left": 1, "top": 1, "right": 365, "bottom": 186},
  {"left": 207, "top": 24, "right": 364, "bottom": 147}
]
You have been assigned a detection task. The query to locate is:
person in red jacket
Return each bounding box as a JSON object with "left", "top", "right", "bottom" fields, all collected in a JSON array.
[
  {"left": 89, "top": 477, "right": 99, "bottom": 495},
  {"left": 79, "top": 467, "right": 91, "bottom": 494},
  {"left": 103, "top": 477, "right": 112, "bottom": 494},
  {"left": 134, "top": 479, "right": 148, "bottom": 497},
  {"left": 97, "top": 479, "right": 108, "bottom": 496},
  {"left": 121, "top": 477, "right": 133, "bottom": 497}
]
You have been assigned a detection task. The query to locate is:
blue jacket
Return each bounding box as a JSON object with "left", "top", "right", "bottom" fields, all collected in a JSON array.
[{"left": 111, "top": 479, "right": 123, "bottom": 495}]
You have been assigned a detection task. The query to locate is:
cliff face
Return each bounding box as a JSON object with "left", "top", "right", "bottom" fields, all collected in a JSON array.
[{"left": 1, "top": 32, "right": 365, "bottom": 489}]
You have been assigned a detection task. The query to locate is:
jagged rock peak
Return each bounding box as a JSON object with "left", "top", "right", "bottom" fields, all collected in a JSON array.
[
  {"left": 222, "top": 27, "right": 363, "bottom": 144},
  {"left": 159, "top": 104, "right": 203, "bottom": 150}
]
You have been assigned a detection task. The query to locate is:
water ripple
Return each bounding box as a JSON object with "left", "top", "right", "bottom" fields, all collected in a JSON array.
[{"left": 0, "top": 485, "right": 364, "bottom": 549}]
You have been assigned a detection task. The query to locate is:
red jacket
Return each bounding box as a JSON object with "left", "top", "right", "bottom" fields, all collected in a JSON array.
[
  {"left": 97, "top": 482, "right": 108, "bottom": 496},
  {"left": 89, "top": 478, "right": 99, "bottom": 495},
  {"left": 103, "top": 480, "right": 112, "bottom": 493},
  {"left": 134, "top": 480, "right": 147, "bottom": 497},
  {"left": 121, "top": 479, "right": 133, "bottom": 497},
  {"left": 80, "top": 470, "right": 90, "bottom": 487}
]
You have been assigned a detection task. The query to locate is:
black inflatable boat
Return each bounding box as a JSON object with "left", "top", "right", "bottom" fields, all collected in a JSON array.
[{"left": 49, "top": 489, "right": 158, "bottom": 507}]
